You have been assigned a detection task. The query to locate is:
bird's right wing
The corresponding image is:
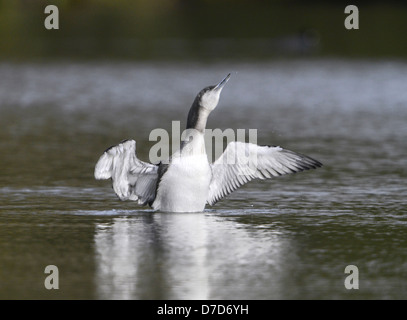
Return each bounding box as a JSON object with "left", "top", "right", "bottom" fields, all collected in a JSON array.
[
  {"left": 95, "top": 140, "right": 159, "bottom": 204},
  {"left": 207, "top": 141, "right": 322, "bottom": 205}
]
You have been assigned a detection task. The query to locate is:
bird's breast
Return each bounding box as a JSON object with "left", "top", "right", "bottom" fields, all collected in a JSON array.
[{"left": 152, "top": 153, "right": 211, "bottom": 212}]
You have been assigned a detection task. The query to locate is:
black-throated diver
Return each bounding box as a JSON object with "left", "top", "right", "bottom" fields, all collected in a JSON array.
[{"left": 94, "top": 74, "right": 322, "bottom": 212}]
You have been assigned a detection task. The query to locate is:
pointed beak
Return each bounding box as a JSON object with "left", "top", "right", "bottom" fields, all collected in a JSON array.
[{"left": 214, "top": 73, "right": 231, "bottom": 92}]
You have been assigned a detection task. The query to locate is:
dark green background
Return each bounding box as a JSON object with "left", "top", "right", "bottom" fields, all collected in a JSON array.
[{"left": 1, "top": 0, "right": 406, "bottom": 60}]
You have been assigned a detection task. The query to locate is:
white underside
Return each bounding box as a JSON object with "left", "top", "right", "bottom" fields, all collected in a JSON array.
[{"left": 152, "top": 153, "right": 211, "bottom": 212}]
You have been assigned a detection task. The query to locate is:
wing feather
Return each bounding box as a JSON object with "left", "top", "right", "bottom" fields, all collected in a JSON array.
[
  {"left": 207, "top": 142, "right": 322, "bottom": 205},
  {"left": 94, "top": 140, "right": 158, "bottom": 204}
]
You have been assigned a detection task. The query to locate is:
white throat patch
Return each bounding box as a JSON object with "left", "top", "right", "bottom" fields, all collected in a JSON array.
[{"left": 200, "top": 90, "right": 221, "bottom": 111}]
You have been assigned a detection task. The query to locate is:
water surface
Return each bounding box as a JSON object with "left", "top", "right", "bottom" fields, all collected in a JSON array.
[{"left": 0, "top": 59, "right": 406, "bottom": 299}]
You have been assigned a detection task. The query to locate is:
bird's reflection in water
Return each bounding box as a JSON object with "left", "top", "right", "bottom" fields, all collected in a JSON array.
[{"left": 94, "top": 212, "right": 289, "bottom": 300}]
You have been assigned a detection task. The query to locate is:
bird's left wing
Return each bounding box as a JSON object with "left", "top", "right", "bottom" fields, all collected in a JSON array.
[
  {"left": 95, "top": 139, "right": 158, "bottom": 204},
  {"left": 207, "top": 141, "right": 322, "bottom": 205}
]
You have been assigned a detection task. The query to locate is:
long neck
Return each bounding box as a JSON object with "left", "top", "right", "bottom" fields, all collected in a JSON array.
[{"left": 186, "top": 99, "right": 210, "bottom": 133}]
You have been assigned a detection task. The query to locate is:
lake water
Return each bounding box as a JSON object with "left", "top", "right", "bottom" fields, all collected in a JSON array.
[{"left": 0, "top": 59, "right": 406, "bottom": 299}]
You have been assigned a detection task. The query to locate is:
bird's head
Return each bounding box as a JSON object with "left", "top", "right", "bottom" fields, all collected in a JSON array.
[{"left": 196, "top": 73, "right": 231, "bottom": 112}]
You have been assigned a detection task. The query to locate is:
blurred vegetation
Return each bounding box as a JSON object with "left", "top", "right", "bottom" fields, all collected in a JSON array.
[{"left": 0, "top": 0, "right": 406, "bottom": 61}]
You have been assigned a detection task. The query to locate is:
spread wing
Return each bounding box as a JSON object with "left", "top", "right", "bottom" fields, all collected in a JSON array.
[
  {"left": 94, "top": 139, "right": 159, "bottom": 205},
  {"left": 207, "top": 141, "right": 322, "bottom": 205}
]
